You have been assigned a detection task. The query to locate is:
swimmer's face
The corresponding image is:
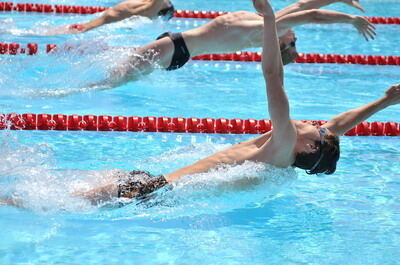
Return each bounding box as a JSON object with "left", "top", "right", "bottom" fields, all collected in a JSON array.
[
  {"left": 293, "top": 123, "right": 340, "bottom": 175},
  {"left": 279, "top": 30, "right": 298, "bottom": 64},
  {"left": 295, "top": 123, "right": 323, "bottom": 154}
]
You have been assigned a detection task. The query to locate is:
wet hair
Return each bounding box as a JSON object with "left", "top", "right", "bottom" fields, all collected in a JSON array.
[
  {"left": 280, "top": 42, "right": 297, "bottom": 65},
  {"left": 293, "top": 134, "right": 340, "bottom": 175},
  {"left": 158, "top": 4, "right": 175, "bottom": 20}
]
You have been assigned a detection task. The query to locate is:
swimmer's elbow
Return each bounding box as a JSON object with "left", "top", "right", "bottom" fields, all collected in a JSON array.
[{"left": 262, "top": 63, "right": 283, "bottom": 78}]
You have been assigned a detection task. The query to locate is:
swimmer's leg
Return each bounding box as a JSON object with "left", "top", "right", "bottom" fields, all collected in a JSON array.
[{"left": 87, "top": 37, "right": 174, "bottom": 90}]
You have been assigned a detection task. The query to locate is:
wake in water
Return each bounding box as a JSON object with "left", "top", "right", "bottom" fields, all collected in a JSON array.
[
  {"left": 0, "top": 131, "right": 297, "bottom": 215},
  {"left": 0, "top": 36, "right": 165, "bottom": 98}
]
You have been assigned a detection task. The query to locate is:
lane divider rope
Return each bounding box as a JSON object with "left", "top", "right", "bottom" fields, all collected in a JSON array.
[
  {"left": 0, "top": 2, "right": 399, "bottom": 25},
  {"left": 1, "top": 113, "right": 399, "bottom": 136},
  {"left": 1, "top": 42, "right": 400, "bottom": 66}
]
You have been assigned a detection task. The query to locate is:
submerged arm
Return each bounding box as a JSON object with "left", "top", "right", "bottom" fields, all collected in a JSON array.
[
  {"left": 322, "top": 84, "right": 400, "bottom": 135},
  {"left": 275, "top": 0, "right": 364, "bottom": 19},
  {"left": 276, "top": 9, "right": 375, "bottom": 40}
]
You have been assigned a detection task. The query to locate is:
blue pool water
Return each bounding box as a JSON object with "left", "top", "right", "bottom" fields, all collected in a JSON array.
[{"left": 1, "top": 0, "right": 400, "bottom": 264}]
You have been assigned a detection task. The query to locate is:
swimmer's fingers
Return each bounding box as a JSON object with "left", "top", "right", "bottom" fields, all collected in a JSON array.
[
  {"left": 365, "top": 22, "right": 377, "bottom": 40},
  {"left": 340, "top": 0, "right": 365, "bottom": 12},
  {"left": 359, "top": 26, "right": 376, "bottom": 41},
  {"left": 364, "top": 29, "right": 375, "bottom": 41},
  {"left": 384, "top": 84, "right": 400, "bottom": 105},
  {"left": 359, "top": 30, "right": 369, "bottom": 41},
  {"left": 357, "top": 26, "right": 373, "bottom": 41},
  {"left": 355, "top": 25, "right": 368, "bottom": 41},
  {"left": 367, "top": 20, "right": 376, "bottom": 30},
  {"left": 354, "top": 17, "right": 376, "bottom": 41},
  {"left": 363, "top": 19, "right": 377, "bottom": 40},
  {"left": 366, "top": 26, "right": 376, "bottom": 40},
  {"left": 351, "top": 0, "right": 365, "bottom": 12}
]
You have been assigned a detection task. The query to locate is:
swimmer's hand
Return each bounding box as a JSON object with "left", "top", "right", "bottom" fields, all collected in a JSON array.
[
  {"left": 383, "top": 84, "right": 400, "bottom": 106},
  {"left": 338, "top": 0, "right": 365, "bottom": 12},
  {"left": 66, "top": 24, "right": 86, "bottom": 34},
  {"left": 44, "top": 24, "right": 86, "bottom": 36},
  {"left": 351, "top": 15, "right": 376, "bottom": 41},
  {"left": 252, "top": 0, "right": 274, "bottom": 16}
]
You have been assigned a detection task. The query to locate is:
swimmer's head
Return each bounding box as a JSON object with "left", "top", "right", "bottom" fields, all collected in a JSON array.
[
  {"left": 279, "top": 29, "right": 298, "bottom": 65},
  {"left": 293, "top": 127, "right": 340, "bottom": 175}
]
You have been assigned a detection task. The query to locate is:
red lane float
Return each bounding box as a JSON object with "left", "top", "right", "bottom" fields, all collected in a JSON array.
[
  {"left": 0, "top": 2, "right": 399, "bottom": 25},
  {"left": 193, "top": 52, "right": 400, "bottom": 66},
  {"left": 0, "top": 1, "right": 107, "bottom": 14},
  {"left": 175, "top": 10, "right": 400, "bottom": 25},
  {"left": 2, "top": 42, "right": 400, "bottom": 66},
  {"left": 1, "top": 113, "right": 399, "bottom": 136}
]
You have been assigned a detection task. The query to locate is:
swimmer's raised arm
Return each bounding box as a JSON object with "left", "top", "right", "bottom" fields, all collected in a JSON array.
[
  {"left": 275, "top": 0, "right": 365, "bottom": 19},
  {"left": 276, "top": 9, "right": 375, "bottom": 40},
  {"left": 322, "top": 84, "right": 400, "bottom": 135},
  {"left": 254, "top": 0, "right": 297, "bottom": 166}
]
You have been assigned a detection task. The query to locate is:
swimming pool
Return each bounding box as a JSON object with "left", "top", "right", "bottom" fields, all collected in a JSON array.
[{"left": 1, "top": 0, "right": 399, "bottom": 264}]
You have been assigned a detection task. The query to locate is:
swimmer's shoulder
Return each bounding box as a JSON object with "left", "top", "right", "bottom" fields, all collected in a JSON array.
[
  {"left": 214, "top": 11, "right": 262, "bottom": 22},
  {"left": 229, "top": 11, "right": 263, "bottom": 20}
]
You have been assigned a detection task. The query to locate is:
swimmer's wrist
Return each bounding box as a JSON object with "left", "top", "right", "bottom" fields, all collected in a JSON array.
[
  {"left": 377, "top": 96, "right": 393, "bottom": 108},
  {"left": 349, "top": 15, "right": 358, "bottom": 24}
]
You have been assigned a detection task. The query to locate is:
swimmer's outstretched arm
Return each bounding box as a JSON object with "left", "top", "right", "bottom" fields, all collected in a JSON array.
[
  {"left": 275, "top": 0, "right": 365, "bottom": 19},
  {"left": 322, "top": 84, "right": 400, "bottom": 135},
  {"left": 253, "top": 0, "right": 297, "bottom": 167},
  {"left": 276, "top": 9, "right": 376, "bottom": 40},
  {"left": 54, "top": 0, "right": 166, "bottom": 34}
]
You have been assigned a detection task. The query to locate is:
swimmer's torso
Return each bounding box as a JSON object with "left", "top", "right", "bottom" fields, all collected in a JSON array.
[
  {"left": 165, "top": 120, "right": 318, "bottom": 181},
  {"left": 182, "top": 11, "right": 264, "bottom": 56}
]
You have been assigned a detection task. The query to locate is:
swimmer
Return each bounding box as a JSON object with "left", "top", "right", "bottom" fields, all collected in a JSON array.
[
  {"left": 49, "top": 0, "right": 174, "bottom": 35},
  {"left": 2, "top": 0, "right": 398, "bottom": 208},
  {"left": 95, "top": 0, "right": 375, "bottom": 88}
]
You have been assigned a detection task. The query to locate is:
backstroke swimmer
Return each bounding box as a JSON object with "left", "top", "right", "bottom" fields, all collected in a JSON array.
[
  {"left": 48, "top": 0, "right": 175, "bottom": 35},
  {"left": 92, "top": 0, "right": 375, "bottom": 89},
  {"left": 1, "top": 0, "right": 398, "bottom": 208}
]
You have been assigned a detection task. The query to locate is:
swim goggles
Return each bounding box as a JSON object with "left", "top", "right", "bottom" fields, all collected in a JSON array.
[
  {"left": 281, "top": 41, "right": 296, "bottom": 52},
  {"left": 308, "top": 128, "right": 328, "bottom": 173}
]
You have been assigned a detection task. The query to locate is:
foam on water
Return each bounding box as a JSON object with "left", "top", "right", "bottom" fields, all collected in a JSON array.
[
  {"left": 0, "top": 131, "right": 94, "bottom": 213},
  {"left": 135, "top": 161, "right": 297, "bottom": 219},
  {"left": 0, "top": 38, "right": 156, "bottom": 97},
  {"left": 0, "top": 130, "right": 297, "bottom": 216}
]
